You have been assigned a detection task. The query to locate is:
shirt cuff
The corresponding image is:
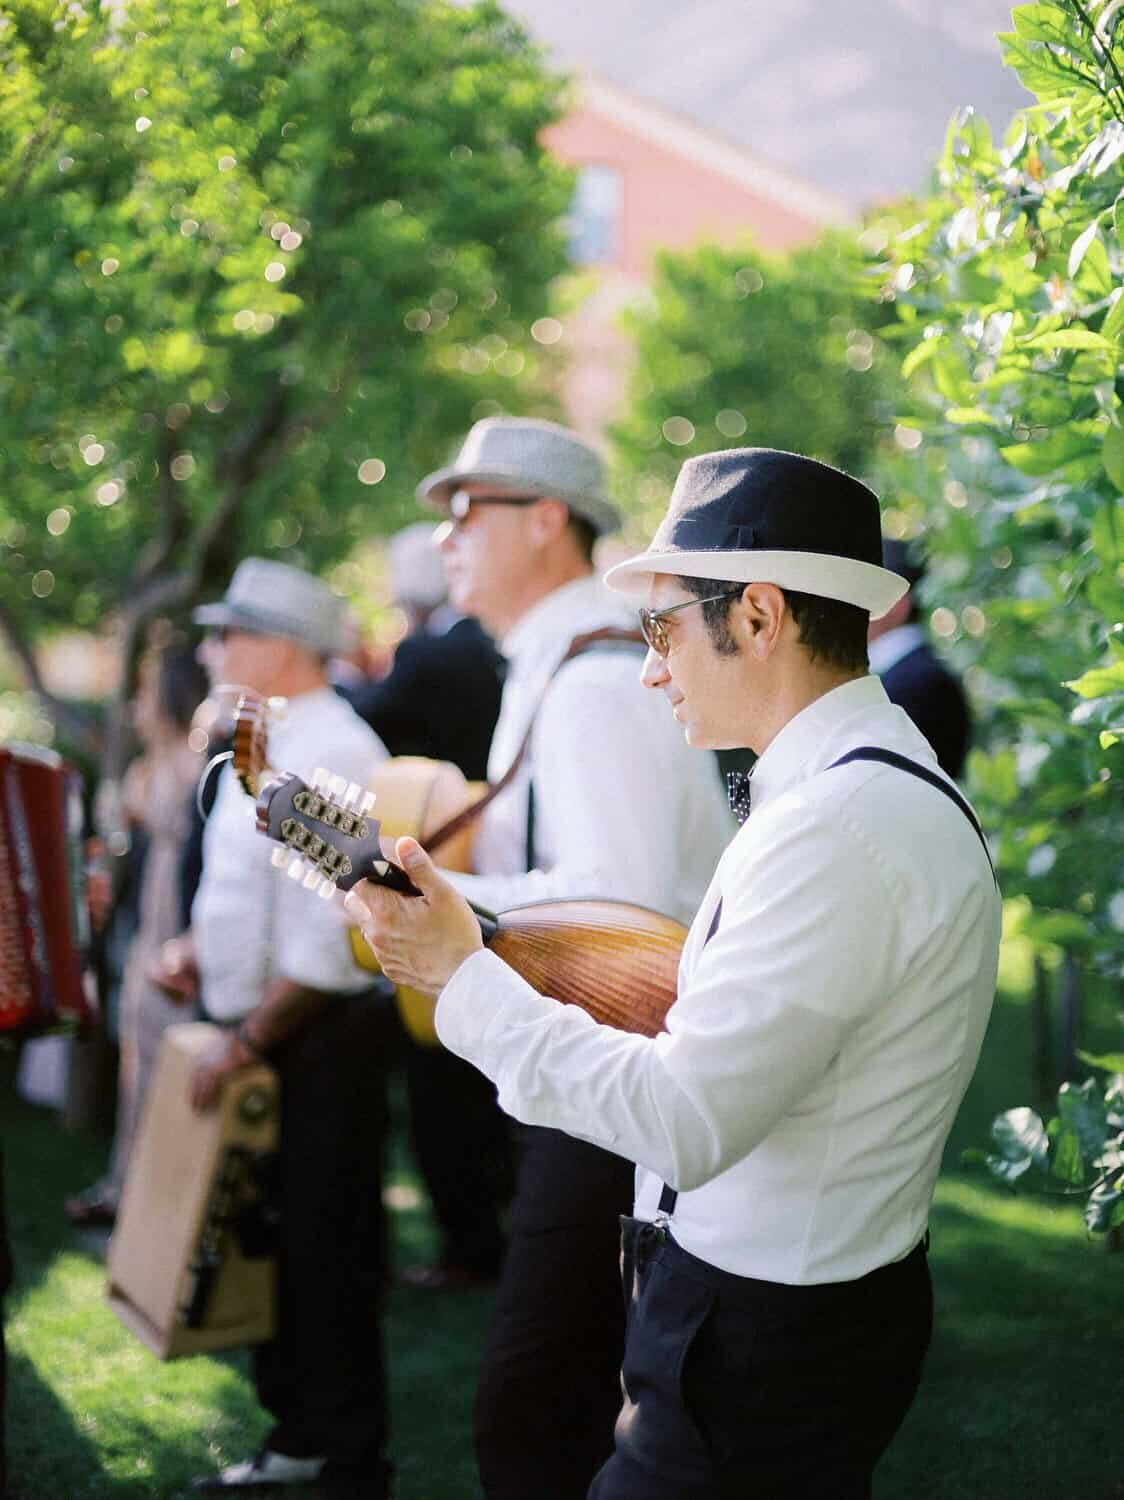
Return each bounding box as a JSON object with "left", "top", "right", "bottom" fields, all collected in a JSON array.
[{"left": 435, "top": 947, "right": 546, "bottom": 1068}]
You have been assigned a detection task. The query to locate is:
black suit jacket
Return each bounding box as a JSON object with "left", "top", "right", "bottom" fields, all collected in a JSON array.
[
  {"left": 881, "top": 641, "right": 970, "bottom": 781},
  {"left": 346, "top": 616, "right": 503, "bottom": 782}
]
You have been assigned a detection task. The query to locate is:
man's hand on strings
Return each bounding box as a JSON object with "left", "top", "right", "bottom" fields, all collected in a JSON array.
[{"left": 345, "top": 838, "right": 483, "bottom": 997}]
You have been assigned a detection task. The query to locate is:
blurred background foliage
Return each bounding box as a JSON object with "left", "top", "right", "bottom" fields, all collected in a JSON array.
[
  {"left": 0, "top": 0, "right": 571, "bottom": 719},
  {"left": 609, "top": 232, "right": 897, "bottom": 536}
]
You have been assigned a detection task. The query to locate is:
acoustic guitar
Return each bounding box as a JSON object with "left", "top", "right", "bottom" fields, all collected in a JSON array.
[
  {"left": 231, "top": 692, "right": 481, "bottom": 1044},
  {"left": 254, "top": 767, "right": 686, "bottom": 1039}
]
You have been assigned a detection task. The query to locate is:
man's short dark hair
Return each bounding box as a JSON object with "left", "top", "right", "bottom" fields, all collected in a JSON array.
[
  {"left": 676, "top": 576, "right": 869, "bottom": 672},
  {"left": 567, "top": 513, "right": 597, "bottom": 564}
]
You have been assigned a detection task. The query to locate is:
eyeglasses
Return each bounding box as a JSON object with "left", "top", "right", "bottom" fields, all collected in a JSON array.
[
  {"left": 638, "top": 589, "right": 745, "bottom": 657},
  {"left": 208, "top": 626, "right": 260, "bottom": 645},
  {"left": 449, "top": 488, "right": 543, "bottom": 521}
]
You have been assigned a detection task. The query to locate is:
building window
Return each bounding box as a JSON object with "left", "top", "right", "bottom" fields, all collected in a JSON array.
[{"left": 567, "top": 164, "right": 622, "bottom": 266}]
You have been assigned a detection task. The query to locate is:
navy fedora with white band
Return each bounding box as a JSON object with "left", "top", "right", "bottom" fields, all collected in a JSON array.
[{"left": 605, "top": 448, "right": 908, "bottom": 620}]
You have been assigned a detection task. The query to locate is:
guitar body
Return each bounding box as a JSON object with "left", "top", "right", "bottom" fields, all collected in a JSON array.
[
  {"left": 346, "top": 756, "right": 483, "bottom": 1045},
  {"left": 255, "top": 769, "right": 689, "bottom": 1040}
]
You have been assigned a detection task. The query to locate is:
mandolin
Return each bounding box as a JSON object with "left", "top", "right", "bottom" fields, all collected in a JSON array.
[
  {"left": 230, "top": 689, "right": 482, "bottom": 1043},
  {"left": 254, "top": 767, "right": 686, "bottom": 1038}
]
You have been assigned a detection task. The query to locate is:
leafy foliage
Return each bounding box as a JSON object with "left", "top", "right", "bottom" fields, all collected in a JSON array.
[
  {"left": 0, "top": 0, "right": 571, "bottom": 657},
  {"left": 610, "top": 233, "right": 896, "bottom": 535},
  {"left": 977, "top": 1061, "right": 1124, "bottom": 1233},
  {"left": 871, "top": 0, "right": 1124, "bottom": 986}
]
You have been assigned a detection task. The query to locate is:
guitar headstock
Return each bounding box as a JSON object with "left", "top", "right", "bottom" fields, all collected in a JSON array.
[
  {"left": 254, "top": 768, "right": 420, "bottom": 899},
  {"left": 231, "top": 691, "right": 287, "bottom": 797}
]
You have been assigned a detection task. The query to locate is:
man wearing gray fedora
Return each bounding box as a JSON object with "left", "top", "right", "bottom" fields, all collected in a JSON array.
[
  {"left": 407, "top": 417, "right": 733, "bottom": 1499},
  {"left": 163, "top": 558, "right": 396, "bottom": 1497},
  {"left": 349, "top": 448, "right": 1001, "bottom": 1498}
]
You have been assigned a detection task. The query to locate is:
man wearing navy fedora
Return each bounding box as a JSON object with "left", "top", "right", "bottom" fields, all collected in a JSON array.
[
  {"left": 349, "top": 447, "right": 1002, "bottom": 1498},
  {"left": 402, "top": 416, "right": 732, "bottom": 1499}
]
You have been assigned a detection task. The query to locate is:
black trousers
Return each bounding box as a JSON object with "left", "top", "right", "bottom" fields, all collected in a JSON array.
[
  {"left": 590, "top": 1223, "right": 932, "bottom": 1500},
  {"left": 403, "top": 1037, "right": 512, "bottom": 1278},
  {"left": 0, "top": 1147, "right": 10, "bottom": 1497},
  {"left": 250, "top": 988, "right": 395, "bottom": 1480},
  {"left": 474, "top": 1126, "right": 634, "bottom": 1500}
]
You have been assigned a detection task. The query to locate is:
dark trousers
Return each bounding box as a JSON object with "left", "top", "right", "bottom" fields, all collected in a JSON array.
[
  {"left": 0, "top": 1147, "right": 9, "bottom": 1497},
  {"left": 475, "top": 1126, "right": 634, "bottom": 1500},
  {"left": 403, "top": 1038, "right": 512, "bottom": 1277},
  {"left": 590, "top": 1224, "right": 932, "bottom": 1500},
  {"left": 251, "top": 988, "right": 395, "bottom": 1480}
]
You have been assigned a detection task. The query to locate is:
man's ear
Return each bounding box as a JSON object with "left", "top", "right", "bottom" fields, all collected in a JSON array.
[
  {"left": 525, "top": 496, "right": 570, "bottom": 548},
  {"left": 736, "top": 583, "right": 787, "bottom": 658}
]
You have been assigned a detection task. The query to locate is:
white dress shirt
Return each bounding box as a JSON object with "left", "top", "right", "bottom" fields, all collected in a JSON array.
[
  {"left": 193, "top": 687, "right": 387, "bottom": 1020},
  {"left": 436, "top": 675, "right": 1001, "bottom": 1284},
  {"left": 445, "top": 574, "right": 734, "bottom": 924}
]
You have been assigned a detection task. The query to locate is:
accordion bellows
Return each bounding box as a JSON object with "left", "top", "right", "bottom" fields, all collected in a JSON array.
[{"left": 0, "top": 743, "right": 89, "bottom": 1033}]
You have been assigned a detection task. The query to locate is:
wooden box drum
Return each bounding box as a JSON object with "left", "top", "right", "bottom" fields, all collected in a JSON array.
[{"left": 107, "top": 1023, "right": 279, "bottom": 1359}]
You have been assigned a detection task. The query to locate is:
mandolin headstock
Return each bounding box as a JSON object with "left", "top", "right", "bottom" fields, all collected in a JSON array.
[
  {"left": 231, "top": 690, "right": 287, "bottom": 797},
  {"left": 254, "top": 768, "right": 420, "bottom": 899}
]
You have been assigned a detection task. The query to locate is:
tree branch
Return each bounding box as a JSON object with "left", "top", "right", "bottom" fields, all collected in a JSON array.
[{"left": 0, "top": 597, "right": 100, "bottom": 758}]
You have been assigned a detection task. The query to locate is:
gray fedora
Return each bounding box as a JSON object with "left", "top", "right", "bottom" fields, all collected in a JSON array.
[
  {"left": 194, "top": 557, "right": 348, "bottom": 654},
  {"left": 604, "top": 448, "right": 908, "bottom": 619},
  {"left": 417, "top": 417, "right": 620, "bottom": 536}
]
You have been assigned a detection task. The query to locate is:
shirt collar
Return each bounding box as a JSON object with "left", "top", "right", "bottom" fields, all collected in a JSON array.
[
  {"left": 868, "top": 623, "right": 925, "bottom": 677},
  {"left": 750, "top": 675, "right": 892, "bottom": 812},
  {"left": 500, "top": 574, "right": 632, "bottom": 675}
]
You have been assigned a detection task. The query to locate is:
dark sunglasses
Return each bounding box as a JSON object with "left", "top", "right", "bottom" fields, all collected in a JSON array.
[
  {"left": 638, "top": 589, "right": 745, "bottom": 657},
  {"left": 208, "top": 625, "right": 261, "bottom": 645},
  {"left": 448, "top": 488, "right": 543, "bottom": 521}
]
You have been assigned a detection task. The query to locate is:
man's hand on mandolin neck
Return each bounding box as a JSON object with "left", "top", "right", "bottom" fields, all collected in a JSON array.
[{"left": 344, "top": 838, "right": 484, "bottom": 997}]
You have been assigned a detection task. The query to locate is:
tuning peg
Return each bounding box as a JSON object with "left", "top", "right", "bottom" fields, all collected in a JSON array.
[
  {"left": 327, "top": 773, "right": 348, "bottom": 802},
  {"left": 310, "top": 767, "right": 329, "bottom": 792},
  {"left": 286, "top": 857, "right": 307, "bottom": 881},
  {"left": 341, "top": 780, "right": 363, "bottom": 811},
  {"left": 271, "top": 847, "right": 292, "bottom": 871},
  {"left": 358, "top": 791, "right": 376, "bottom": 817},
  {"left": 373, "top": 859, "right": 389, "bottom": 878},
  {"left": 317, "top": 877, "right": 336, "bottom": 900},
  {"left": 302, "top": 867, "right": 323, "bottom": 891}
]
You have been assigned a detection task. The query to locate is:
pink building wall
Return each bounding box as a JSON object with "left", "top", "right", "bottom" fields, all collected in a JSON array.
[
  {"left": 544, "top": 105, "right": 829, "bottom": 274},
  {"left": 539, "top": 84, "right": 848, "bottom": 437}
]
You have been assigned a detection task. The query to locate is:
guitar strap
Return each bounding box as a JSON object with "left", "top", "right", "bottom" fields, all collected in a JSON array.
[{"left": 421, "top": 627, "right": 645, "bottom": 859}]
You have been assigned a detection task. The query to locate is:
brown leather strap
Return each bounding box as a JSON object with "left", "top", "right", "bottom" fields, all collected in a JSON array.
[{"left": 421, "top": 627, "right": 644, "bottom": 855}]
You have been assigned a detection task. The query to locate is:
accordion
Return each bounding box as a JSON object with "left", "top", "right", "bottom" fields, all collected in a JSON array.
[{"left": 0, "top": 741, "right": 90, "bottom": 1033}]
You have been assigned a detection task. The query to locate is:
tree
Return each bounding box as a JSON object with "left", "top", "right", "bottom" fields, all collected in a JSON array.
[
  {"left": 0, "top": 0, "right": 571, "bottom": 759},
  {"left": 870, "top": 0, "right": 1124, "bottom": 1228},
  {"left": 609, "top": 232, "right": 897, "bottom": 535}
]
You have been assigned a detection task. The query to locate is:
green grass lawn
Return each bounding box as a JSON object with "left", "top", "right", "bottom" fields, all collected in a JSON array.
[{"left": 3, "top": 963, "right": 1123, "bottom": 1499}]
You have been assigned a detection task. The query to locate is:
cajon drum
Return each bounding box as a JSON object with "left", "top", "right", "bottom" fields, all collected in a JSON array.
[{"left": 107, "top": 1023, "right": 279, "bottom": 1359}]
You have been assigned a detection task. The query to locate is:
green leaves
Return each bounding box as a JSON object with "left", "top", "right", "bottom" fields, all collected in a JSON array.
[{"left": 987, "top": 1107, "right": 1048, "bottom": 1185}]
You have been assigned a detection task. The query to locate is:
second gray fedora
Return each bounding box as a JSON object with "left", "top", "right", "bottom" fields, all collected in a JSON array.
[
  {"left": 417, "top": 417, "right": 620, "bottom": 536},
  {"left": 194, "top": 557, "right": 348, "bottom": 654}
]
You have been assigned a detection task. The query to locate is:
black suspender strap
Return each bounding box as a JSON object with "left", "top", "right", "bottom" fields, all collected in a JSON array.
[{"left": 827, "top": 746, "right": 997, "bottom": 885}]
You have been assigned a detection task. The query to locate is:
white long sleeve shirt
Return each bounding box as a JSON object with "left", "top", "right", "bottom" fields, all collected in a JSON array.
[
  {"left": 193, "top": 687, "right": 387, "bottom": 1019},
  {"left": 436, "top": 675, "right": 1001, "bottom": 1284},
  {"left": 445, "top": 574, "right": 734, "bottom": 924}
]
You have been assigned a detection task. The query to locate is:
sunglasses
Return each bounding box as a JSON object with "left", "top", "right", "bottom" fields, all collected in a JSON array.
[
  {"left": 208, "top": 625, "right": 261, "bottom": 645},
  {"left": 638, "top": 589, "right": 745, "bottom": 657},
  {"left": 448, "top": 488, "right": 543, "bottom": 521}
]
